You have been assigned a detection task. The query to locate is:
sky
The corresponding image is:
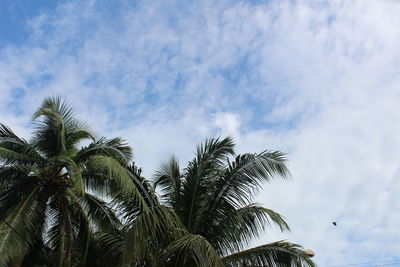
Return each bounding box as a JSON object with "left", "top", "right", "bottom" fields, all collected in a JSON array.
[{"left": 1, "top": 0, "right": 400, "bottom": 265}]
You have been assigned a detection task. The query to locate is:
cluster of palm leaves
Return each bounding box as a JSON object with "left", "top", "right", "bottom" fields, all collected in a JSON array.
[{"left": 0, "top": 97, "right": 316, "bottom": 267}]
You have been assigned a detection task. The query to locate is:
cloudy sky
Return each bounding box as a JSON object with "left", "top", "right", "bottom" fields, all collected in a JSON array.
[{"left": 1, "top": 0, "right": 400, "bottom": 265}]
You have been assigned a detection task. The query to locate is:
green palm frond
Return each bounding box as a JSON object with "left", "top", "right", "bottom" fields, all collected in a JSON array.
[
  {"left": 206, "top": 204, "right": 290, "bottom": 254},
  {"left": 0, "top": 123, "right": 27, "bottom": 143},
  {"left": 66, "top": 130, "right": 95, "bottom": 150},
  {"left": 32, "top": 97, "right": 69, "bottom": 156},
  {"left": 153, "top": 156, "right": 181, "bottom": 207},
  {"left": 88, "top": 155, "right": 148, "bottom": 211},
  {"left": 80, "top": 193, "right": 121, "bottom": 231},
  {"left": 89, "top": 232, "right": 124, "bottom": 266},
  {"left": 20, "top": 239, "right": 53, "bottom": 267},
  {"left": 223, "top": 241, "right": 316, "bottom": 267},
  {"left": 122, "top": 205, "right": 184, "bottom": 265},
  {"left": 127, "top": 163, "right": 158, "bottom": 207},
  {"left": 0, "top": 147, "right": 34, "bottom": 166},
  {"left": 0, "top": 165, "right": 34, "bottom": 189},
  {"left": 162, "top": 234, "right": 225, "bottom": 267},
  {"left": 193, "top": 136, "right": 236, "bottom": 167},
  {"left": 69, "top": 193, "right": 91, "bottom": 266},
  {"left": 31, "top": 96, "right": 93, "bottom": 157},
  {"left": 0, "top": 185, "right": 47, "bottom": 266},
  {"left": 180, "top": 136, "right": 235, "bottom": 232},
  {"left": 220, "top": 152, "right": 290, "bottom": 207},
  {"left": 0, "top": 123, "right": 44, "bottom": 164},
  {"left": 76, "top": 137, "right": 133, "bottom": 164},
  {"left": 45, "top": 193, "right": 90, "bottom": 267},
  {"left": 153, "top": 137, "right": 315, "bottom": 267},
  {"left": 113, "top": 163, "right": 159, "bottom": 222},
  {"left": 193, "top": 152, "right": 290, "bottom": 238}
]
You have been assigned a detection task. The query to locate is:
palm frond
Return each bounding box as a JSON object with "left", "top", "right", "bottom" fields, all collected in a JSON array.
[
  {"left": 122, "top": 205, "right": 184, "bottom": 265},
  {"left": 127, "top": 163, "right": 158, "bottom": 207},
  {"left": 193, "top": 152, "right": 290, "bottom": 242},
  {"left": 181, "top": 136, "right": 235, "bottom": 232},
  {"left": 0, "top": 147, "right": 34, "bottom": 166},
  {"left": 222, "top": 241, "right": 316, "bottom": 267},
  {"left": 65, "top": 130, "right": 94, "bottom": 150},
  {"left": 87, "top": 155, "right": 148, "bottom": 211},
  {"left": 113, "top": 163, "right": 159, "bottom": 222},
  {"left": 68, "top": 191, "right": 91, "bottom": 267},
  {"left": 76, "top": 137, "right": 133, "bottom": 165},
  {"left": 31, "top": 96, "right": 92, "bottom": 157},
  {"left": 45, "top": 195, "right": 77, "bottom": 267},
  {"left": 153, "top": 156, "right": 181, "bottom": 207},
  {"left": 0, "top": 185, "right": 47, "bottom": 266},
  {"left": 205, "top": 204, "right": 290, "bottom": 254},
  {"left": 220, "top": 152, "right": 290, "bottom": 206},
  {"left": 162, "top": 234, "right": 225, "bottom": 267},
  {"left": 0, "top": 165, "right": 34, "bottom": 190},
  {"left": 80, "top": 193, "right": 120, "bottom": 231},
  {"left": 89, "top": 232, "right": 124, "bottom": 266},
  {"left": 0, "top": 123, "right": 44, "bottom": 164}
]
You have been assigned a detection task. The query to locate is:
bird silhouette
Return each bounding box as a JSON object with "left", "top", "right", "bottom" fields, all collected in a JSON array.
[{"left": 332, "top": 222, "right": 337, "bottom": 226}]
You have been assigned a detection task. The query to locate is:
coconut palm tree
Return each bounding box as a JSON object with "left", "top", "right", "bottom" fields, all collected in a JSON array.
[
  {"left": 153, "top": 137, "right": 316, "bottom": 267},
  {"left": 0, "top": 97, "right": 142, "bottom": 267}
]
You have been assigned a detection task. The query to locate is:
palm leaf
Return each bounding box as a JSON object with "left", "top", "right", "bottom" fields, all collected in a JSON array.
[
  {"left": 127, "top": 163, "right": 158, "bottom": 207},
  {"left": 0, "top": 147, "right": 34, "bottom": 166},
  {"left": 181, "top": 137, "right": 235, "bottom": 232},
  {"left": 153, "top": 156, "right": 181, "bottom": 207},
  {"left": 222, "top": 241, "right": 316, "bottom": 267},
  {"left": 219, "top": 151, "right": 290, "bottom": 207},
  {"left": 89, "top": 232, "right": 124, "bottom": 266},
  {"left": 76, "top": 137, "right": 133, "bottom": 165},
  {"left": 162, "top": 234, "right": 225, "bottom": 267},
  {"left": 87, "top": 155, "right": 148, "bottom": 211},
  {"left": 0, "top": 123, "right": 44, "bottom": 164},
  {"left": 0, "top": 185, "right": 46, "bottom": 266},
  {"left": 31, "top": 96, "right": 93, "bottom": 157},
  {"left": 206, "top": 204, "right": 290, "bottom": 254},
  {"left": 122, "top": 205, "right": 184, "bottom": 265},
  {"left": 80, "top": 193, "right": 120, "bottom": 231}
]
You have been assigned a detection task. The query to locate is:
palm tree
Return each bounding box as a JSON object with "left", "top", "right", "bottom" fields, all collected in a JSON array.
[
  {"left": 0, "top": 97, "right": 142, "bottom": 267},
  {"left": 153, "top": 137, "right": 316, "bottom": 267},
  {"left": 0, "top": 96, "right": 315, "bottom": 266}
]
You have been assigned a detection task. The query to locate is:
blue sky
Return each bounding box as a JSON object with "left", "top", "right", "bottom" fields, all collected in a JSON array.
[{"left": 1, "top": 0, "right": 400, "bottom": 266}]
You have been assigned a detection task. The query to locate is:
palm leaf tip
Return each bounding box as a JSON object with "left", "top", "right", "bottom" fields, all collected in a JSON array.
[{"left": 153, "top": 156, "right": 181, "bottom": 205}]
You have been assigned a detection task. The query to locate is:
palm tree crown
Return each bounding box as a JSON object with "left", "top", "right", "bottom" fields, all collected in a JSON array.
[
  {"left": 153, "top": 137, "right": 315, "bottom": 267},
  {"left": 0, "top": 97, "right": 136, "bottom": 267}
]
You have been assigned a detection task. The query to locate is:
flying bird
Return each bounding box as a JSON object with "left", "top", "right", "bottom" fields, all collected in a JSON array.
[{"left": 332, "top": 222, "right": 337, "bottom": 226}]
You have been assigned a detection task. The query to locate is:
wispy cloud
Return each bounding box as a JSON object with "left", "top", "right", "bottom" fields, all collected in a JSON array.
[{"left": 1, "top": 0, "right": 400, "bottom": 265}]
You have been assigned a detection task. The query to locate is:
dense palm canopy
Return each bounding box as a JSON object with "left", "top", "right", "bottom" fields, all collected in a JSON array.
[
  {"left": 0, "top": 97, "right": 138, "bottom": 266},
  {"left": 0, "top": 97, "right": 316, "bottom": 267}
]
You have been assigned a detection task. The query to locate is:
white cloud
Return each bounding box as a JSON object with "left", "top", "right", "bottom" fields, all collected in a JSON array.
[
  {"left": 1, "top": 0, "right": 400, "bottom": 265},
  {"left": 214, "top": 112, "right": 241, "bottom": 137}
]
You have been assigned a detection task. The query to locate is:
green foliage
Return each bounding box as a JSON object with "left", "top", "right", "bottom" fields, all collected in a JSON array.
[
  {"left": 152, "top": 136, "right": 316, "bottom": 267},
  {"left": 0, "top": 96, "right": 139, "bottom": 267},
  {"left": 0, "top": 97, "right": 316, "bottom": 267},
  {"left": 222, "top": 241, "right": 316, "bottom": 267}
]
